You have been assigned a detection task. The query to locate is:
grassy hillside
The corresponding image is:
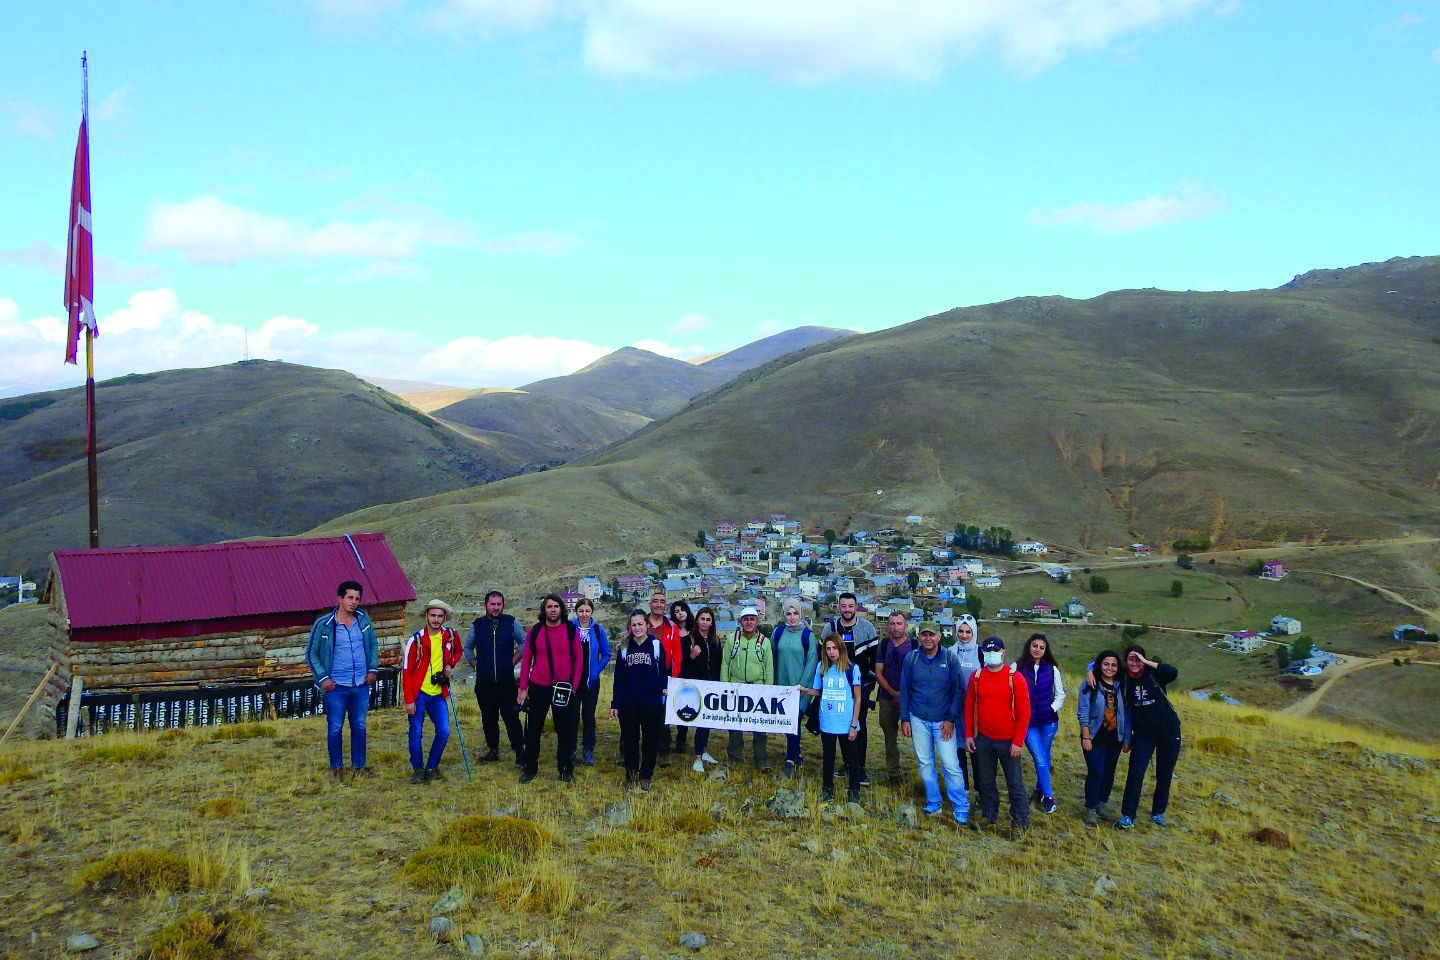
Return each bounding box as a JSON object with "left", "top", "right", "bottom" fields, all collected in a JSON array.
[
  {"left": 697, "top": 325, "right": 856, "bottom": 379},
  {"left": 522, "top": 346, "right": 727, "bottom": 419},
  {"left": 434, "top": 391, "right": 648, "bottom": 459},
  {"left": 308, "top": 256, "right": 1440, "bottom": 607},
  {"left": 0, "top": 361, "right": 533, "bottom": 577},
  {"left": 0, "top": 694, "right": 1434, "bottom": 959}
]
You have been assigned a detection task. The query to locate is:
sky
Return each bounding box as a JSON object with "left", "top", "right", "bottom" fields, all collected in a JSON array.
[{"left": 2, "top": 1, "right": 1438, "bottom": 395}]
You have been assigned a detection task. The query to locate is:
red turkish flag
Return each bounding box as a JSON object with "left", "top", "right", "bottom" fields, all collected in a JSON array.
[{"left": 63, "top": 115, "right": 95, "bottom": 365}]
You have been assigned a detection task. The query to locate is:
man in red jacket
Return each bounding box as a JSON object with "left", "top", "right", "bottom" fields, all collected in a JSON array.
[
  {"left": 402, "top": 599, "right": 464, "bottom": 784},
  {"left": 647, "top": 591, "right": 681, "bottom": 764},
  {"left": 964, "top": 636, "right": 1031, "bottom": 836}
]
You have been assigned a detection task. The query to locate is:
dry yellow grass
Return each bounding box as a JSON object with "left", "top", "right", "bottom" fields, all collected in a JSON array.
[{"left": 0, "top": 694, "right": 1435, "bottom": 959}]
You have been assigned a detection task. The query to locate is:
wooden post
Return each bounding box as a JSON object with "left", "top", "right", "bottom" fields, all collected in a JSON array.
[
  {"left": 65, "top": 675, "right": 85, "bottom": 738},
  {"left": 0, "top": 664, "right": 59, "bottom": 745}
]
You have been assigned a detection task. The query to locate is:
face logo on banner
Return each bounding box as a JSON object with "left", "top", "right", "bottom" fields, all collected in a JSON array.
[{"left": 673, "top": 683, "right": 702, "bottom": 722}]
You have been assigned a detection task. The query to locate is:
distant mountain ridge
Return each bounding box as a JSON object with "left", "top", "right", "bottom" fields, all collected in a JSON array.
[{"left": 697, "top": 325, "right": 855, "bottom": 379}]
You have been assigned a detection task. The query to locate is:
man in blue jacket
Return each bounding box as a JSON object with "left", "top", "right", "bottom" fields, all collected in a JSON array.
[
  {"left": 307, "top": 580, "right": 379, "bottom": 780},
  {"left": 900, "top": 622, "right": 968, "bottom": 825}
]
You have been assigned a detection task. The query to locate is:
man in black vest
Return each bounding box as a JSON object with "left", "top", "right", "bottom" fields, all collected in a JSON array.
[{"left": 465, "top": 590, "right": 525, "bottom": 765}]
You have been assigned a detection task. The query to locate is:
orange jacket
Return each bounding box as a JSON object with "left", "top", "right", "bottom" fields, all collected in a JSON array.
[
  {"left": 649, "top": 620, "right": 682, "bottom": 678},
  {"left": 402, "top": 626, "right": 464, "bottom": 704}
]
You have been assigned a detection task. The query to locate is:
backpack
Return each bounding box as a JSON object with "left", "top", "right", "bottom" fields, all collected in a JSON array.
[
  {"left": 968, "top": 664, "right": 1017, "bottom": 736},
  {"left": 771, "top": 625, "right": 812, "bottom": 675}
]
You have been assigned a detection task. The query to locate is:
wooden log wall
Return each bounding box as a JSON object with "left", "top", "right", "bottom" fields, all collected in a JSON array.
[{"left": 50, "top": 603, "right": 407, "bottom": 692}]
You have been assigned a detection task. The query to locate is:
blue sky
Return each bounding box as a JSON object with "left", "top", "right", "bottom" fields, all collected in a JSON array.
[{"left": 2, "top": 1, "right": 1438, "bottom": 394}]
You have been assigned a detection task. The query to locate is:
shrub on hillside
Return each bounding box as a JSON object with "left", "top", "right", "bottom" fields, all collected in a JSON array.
[
  {"left": 144, "top": 910, "right": 258, "bottom": 960},
  {"left": 210, "top": 723, "right": 277, "bottom": 741},
  {"left": 81, "top": 850, "right": 190, "bottom": 893},
  {"left": 1236, "top": 715, "right": 1269, "bottom": 726},
  {"left": 1089, "top": 575, "right": 1110, "bottom": 593},
  {"left": 1170, "top": 580, "right": 1184, "bottom": 598},
  {"left": 1247, "top": 826, "right": 1293, "bottom": 849},
  {"left": 404, "top": 815, "right": 556, "bottom": 892},
  {"left": 85, "top": 743, "right": 165, "bottom": 764},
  {"left": 1196, "top": 736, "right": 1248, "bottom": 758}
]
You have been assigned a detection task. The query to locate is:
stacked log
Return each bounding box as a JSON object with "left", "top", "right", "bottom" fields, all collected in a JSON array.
[{"left": 60, "top": 602, "right": 406, "bottom": 691}]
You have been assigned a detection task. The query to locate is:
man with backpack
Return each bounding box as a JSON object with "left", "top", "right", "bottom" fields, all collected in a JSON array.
[
  {"left": 829, "top": 593, "right": 879, "bottom": 785},
  {"left": 873, "top": 611, "right": 914, "bottom": 786},
  {"left": 464, "top": 590, "right": 525, "bottom": 766},
  {"left": 720, "top": 607, "right": 774, "bottom": 771},
  {"left": 964, "top": 636, "right": 1031, "bottom": 838},
  {"left": 401, "top": 599, "right": 464, "bottom": 783}
]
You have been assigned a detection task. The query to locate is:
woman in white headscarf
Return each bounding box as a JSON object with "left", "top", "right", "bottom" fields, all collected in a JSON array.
[{"left": 951, "top": 612, "right": 982, "bottom": 792}]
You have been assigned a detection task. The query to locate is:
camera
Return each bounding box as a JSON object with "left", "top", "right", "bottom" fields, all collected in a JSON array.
[{"left": 431, "top": 672, "right": 451, "bottom": 689}]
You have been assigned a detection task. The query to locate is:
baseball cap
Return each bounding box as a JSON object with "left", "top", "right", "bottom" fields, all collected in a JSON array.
[
  {"left": 981, "top": 636, "right": 1005, "bottom": 652},
  {"left": 917, "top": 621, "right": 941, "bottom": 636},
  {"left": 739, "top": 606, "right": 759, "bottom": 618}
]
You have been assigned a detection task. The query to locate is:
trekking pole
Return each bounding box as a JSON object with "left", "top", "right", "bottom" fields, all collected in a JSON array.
[{"left": 448, "top": 691, "right": 474, "bottom": 783}]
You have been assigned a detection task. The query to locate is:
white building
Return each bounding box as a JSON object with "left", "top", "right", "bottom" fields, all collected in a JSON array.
[
  {"left": 798, "top": 578, "right": 821, "bottom": 598},
  {"left": 577, "top": 577, "right": 604, "bottom": 601},
  {"left": 899, "top": 551, "right": 921, "bottom": 568},
  {"left": 1015, "top": 541, "right": 1048, "bottom": 555},
  {"left": 905, "top": 515, "right": 925, "bottom": 525},
  {"left": 1270, "top": 616, "right": 1302, "bottom": 635}
]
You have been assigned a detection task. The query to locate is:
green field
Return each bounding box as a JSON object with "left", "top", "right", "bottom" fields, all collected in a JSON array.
[{"left": 1315, "top": 663, "right": 1440, "bottom": 742}]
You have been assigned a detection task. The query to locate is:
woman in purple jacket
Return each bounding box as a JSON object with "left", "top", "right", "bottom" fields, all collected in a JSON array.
[{"left": 1015, "top": 633, "right": 1066, "bottom": 815}]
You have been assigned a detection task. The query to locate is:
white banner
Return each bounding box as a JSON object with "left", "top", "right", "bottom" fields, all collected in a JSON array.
[{"left": 664, "top": 677, "right": 799, "bottom": 735}]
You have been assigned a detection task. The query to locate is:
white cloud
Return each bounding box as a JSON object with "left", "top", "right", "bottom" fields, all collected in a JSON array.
[
  {"left": 631, "top": 337, "right": 708, "bottom": 359},
  {"left": 0, "top": 241, "right": 162, "bottom": 285},
  {"left": 0, "top": 94, "right": 54, "bottom": 138},
  {"left": 427, "top": 0, "right": 559, "bottom": 34},
  {"left": 92, "top": 85, "right": 130, "bottom": 123},
  {"left": 670, "top": 311, "right": 710, "bottom": 335},
  {"left": 417, "top": 333, "right": 611, "bottom": 383},
  {"left": 1030, "top": 181, "right": 1226, "bottom": 233},
  {"left": 144, "top": 195, "right": 469, "bottom": 265},
  {"left": 424, "top": 0, "right": 1221, "bottom": 79}
]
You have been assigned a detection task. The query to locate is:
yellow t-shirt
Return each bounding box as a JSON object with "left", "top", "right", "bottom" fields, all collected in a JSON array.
[{"left": 420, "top": 630, "right": 446, "bottom": 695}]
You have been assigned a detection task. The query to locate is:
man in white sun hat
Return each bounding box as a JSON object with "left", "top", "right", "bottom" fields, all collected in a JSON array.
[{"left": 401, "top": 599, "right": 464, "bottom": 783}]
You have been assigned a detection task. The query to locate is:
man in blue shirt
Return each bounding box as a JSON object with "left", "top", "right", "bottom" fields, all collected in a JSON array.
[{"left": 307, "top": 580, "right": 379, "bottom": 780}]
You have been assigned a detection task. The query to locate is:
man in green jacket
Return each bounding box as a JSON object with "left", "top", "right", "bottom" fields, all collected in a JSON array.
[
  {"left": 721, "top": 607, "right": 774, "bottom": 771},
  {"left": 306, "top": 580, "right": 379, "bottom": 780}
]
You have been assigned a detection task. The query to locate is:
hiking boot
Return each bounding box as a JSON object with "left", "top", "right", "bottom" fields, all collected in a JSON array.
[
  {"left": 782, "top": 761, "right": 797, "bottom": 780},
  {"left": 1096, "top": 803, "right": 1114, "bottom": 821},
  {"left": 1041, "top": 796, "right": 1057, "bottom": 815},
  {"left": 559, "top": 771, "right": 574, "bottom": 783},
  {"left": 409, "top": 769, "right": 426, "bottom": 785},
  {"left": 640, "top": 779, "right": 652, "bottom": 792},
  {"left": 858, "top": 770, "right": 871, "bottom": 786},
  {"left": 330, "top": 767, "right": 344, "bottom": 782},
  {"left": 923, "top": 803, "right": 942, "bottom": 816},
  {"left": 847, "top": 789, "right": 860, "bottom": 804},
  {"left": 1010, "top": 824, "right": 1028, "bottom": 842},
  {"left": 954, "top": 813, "right": 969, "bottom": 827},
  {"left": 352, "top": 767, "right": 376, "bottom": 779},
  {"left": 519, "top": 770, "right": 536, "bottom": 784},
  {"left": 1151, "top": 813, "right": 1169, "bottom": 828},
  {"left": 692, "top": 758, "right": 705, "bottom": 773},
  {"left": 821, "top": 787, "right": 835, "bottom": 803},
  {"left": 1084, "top": 807, "right": 1100, "bottom": 827},
  {"left": 967, "top": 817, "right": 981, "bottom": 832},
  {"left": 426, "top": 767, "right": 445, "bottom": 783},
  {"left": 582, "top": 749, "right": 595, "bottom": 766},
  {"left": 1115, "top": 816, "right": 1135, "bottom": 830},
  {"left": 477, "top": 750, "right": 500, "bottom": 763}
]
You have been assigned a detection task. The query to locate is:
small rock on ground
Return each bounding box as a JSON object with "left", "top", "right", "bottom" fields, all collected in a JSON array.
[
  {"left": 429, "top": 917, "right": 456, "bottom": 943},
  {"left": 707, "top": 767, "right": 729, "bottom": 782},
  {"left": 800, "top": 839, "right": 822, "bottom": 854},
  {"left": 896, "top": 804, "right": 918, "bottom": 828},
  {"left": 1209, "top": 790, "right": 1239, "bottom": 808},
  {"left": 1092, "top": 874, "right": 1118, "bottom": 898},
  {"left": 607, "top": 802, "right": 633, "bottom": 827},
  {"left": 1346, "top": 927, "right": 1384, "bottom": 946},
  {"left": 433, "top": 886, "right": 466, "bottom": 914},
  {"left": 463, "top": 933, "right": 486, "bottom": 955},
  {"left": 679, "top": 932, "right": 707, "bottom": 950},
  {"left": 490, "top": 805, "right": 518, "bottom": 818},
  {"left": 846, "top": 801, "right": 864, "bottom": 818},
  {"left": 65, "top": 933, "right": 100, "bottom": 952}
]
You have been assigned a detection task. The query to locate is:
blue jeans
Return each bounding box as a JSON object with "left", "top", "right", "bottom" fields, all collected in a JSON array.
[
  {"left": 323, "top": 683, "right": 369, "bottom": 770},
  {"left": 1024, "top": 720, "right": 1059, "bottom": 798},
  {"left": 1083, "top": 735, "right": 1122, "bottom": 809},
  {"left": 784, "top": 732, "right": 802, "bottom": 765},
  {"left": 909, "top": 716, "right": 969, "bottom": 820},
  {"left": 408, "top": 691, "right": 451, "bottom": 771}
]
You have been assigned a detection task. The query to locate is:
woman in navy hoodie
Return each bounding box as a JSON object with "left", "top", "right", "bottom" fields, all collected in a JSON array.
[
  {"left": 680, "top": 605, "right": 720, "bottom": 772},
  {"left": 1115, "top": 644, "right": 1180, "bottom": 830},
  {"left": 610, "top": 610, "right": 670, "bottom": 791},
  {"left": 1015, "top": 633, "right": 1065, "bottom": 815}
]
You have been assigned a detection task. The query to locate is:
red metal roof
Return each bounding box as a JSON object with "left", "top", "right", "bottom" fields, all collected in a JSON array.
[{"left": 54, "top": 534, "right": 416, "bottom": 631}]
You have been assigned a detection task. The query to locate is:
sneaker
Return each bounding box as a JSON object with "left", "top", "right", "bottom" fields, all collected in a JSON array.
[
  {"left": 847, "top": 789, "right": 860, "bottom": 804},
  {"left": 835, "top": 764, "right": 847, "bottom": 779},
  {"left": 513, "top": 758, "right": 525, "bottom": 769},
  {"left": 519, "top": 770, "right": 536, "bottom": 784},
  {"left": 477, "top": 750, "right": 500, "bottom": 763},
  {"left": 1096, "top": 803, "right": 1114, "bottom": 821},
  {"left": 1151, "top": 813, "right": 1169, "bottom": 828},
  {"left": 1084, "top": 807, "right": 1099, "bottom": 827},
  {"left": 583, "top": 749, "right": 595, "bottom": 766},
  {"left": 640, "top": 779, "right": 652, "bottom": 792},
  {"left": 352, "top": 767, "right": 376, "bottom": 779},
  {"left": 954, "top": 813, "right": 969, "bottom": 827},
  {"left": 1115, "top": 816, "right": 1135, "bottom": 830},
  {"left": 701, "top": 752, "right": 718, "bottom": 764},
  {"left": 559, "top": 771, "right": 574, "bottom": 783},
  {"left": 821, "top": 788, "right": 835, "bottom": 803},
  {"left": 858, "top": 770, "right": 871, "bottom": 787},
  {"left": 409, "top": 769, "right": 426, "bottom": 785},
  {"left": 1041, "top": 796, "right": 1056, "bottom": 815},
  {"left": 692, "top": 759, "right": 706, "bottom": 773},
  {"left": 782, "top": 761, "right": 797, "bottom": 780},
  {"left": 923, "top": 803, "right": 942, "bottom": 816}
]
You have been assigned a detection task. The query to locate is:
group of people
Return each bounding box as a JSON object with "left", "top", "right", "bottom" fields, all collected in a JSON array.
[{"left": 307, "top": 582, "right": 1184, "bottom": 833}]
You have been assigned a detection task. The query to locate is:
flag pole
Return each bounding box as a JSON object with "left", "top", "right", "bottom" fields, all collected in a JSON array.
[{"left": 81, "top": 52, "right": 98, "bottom": 549}]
